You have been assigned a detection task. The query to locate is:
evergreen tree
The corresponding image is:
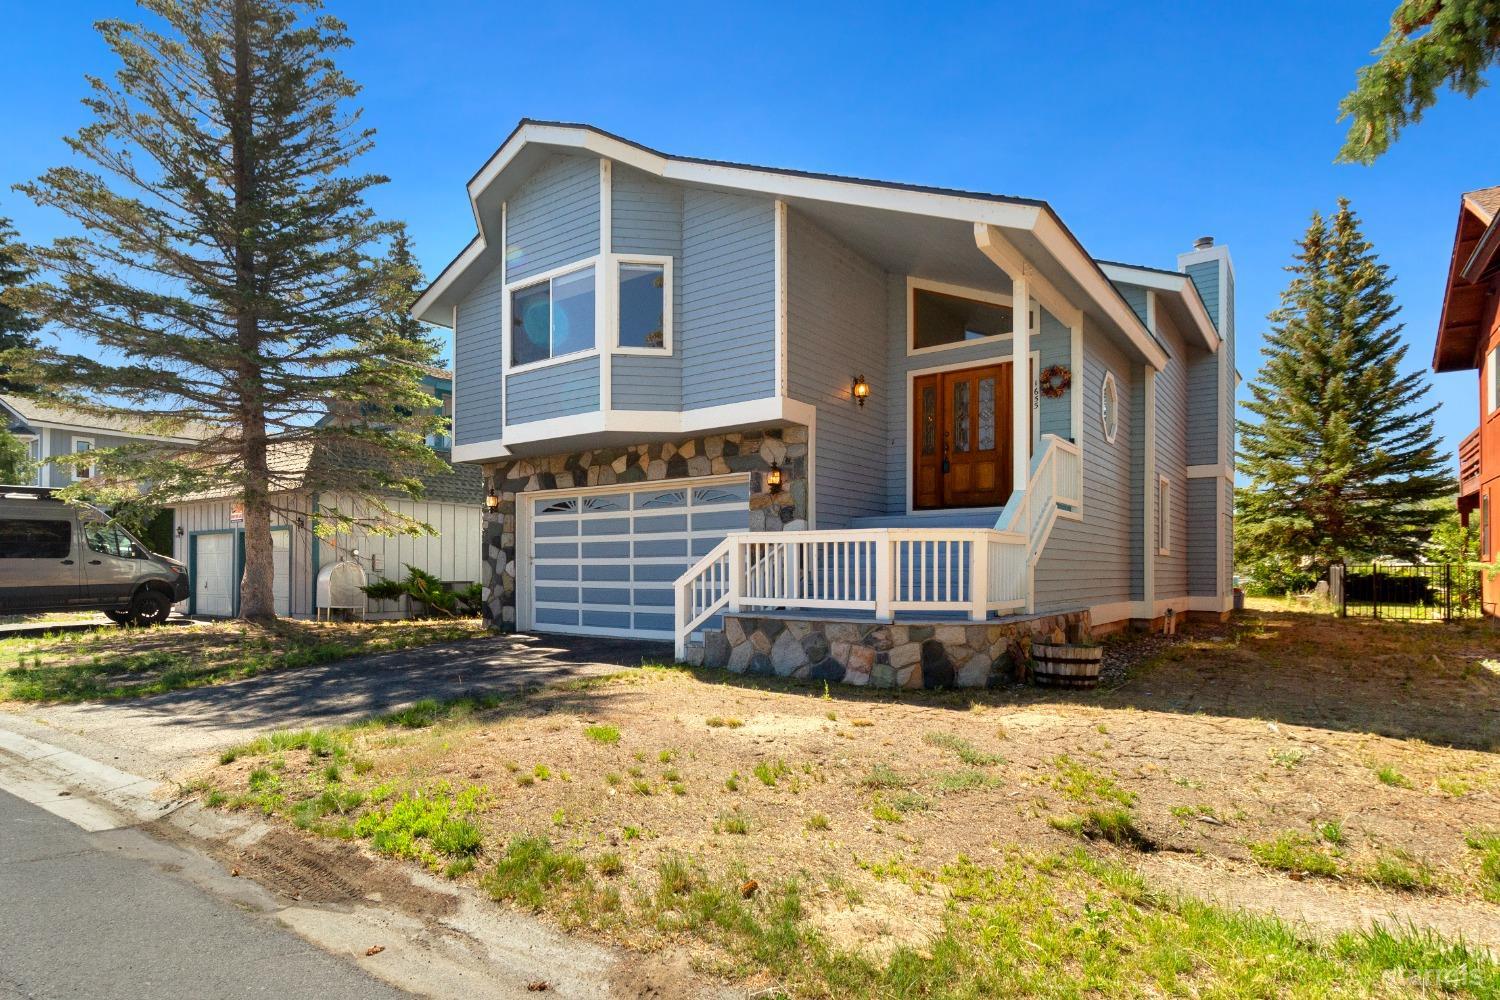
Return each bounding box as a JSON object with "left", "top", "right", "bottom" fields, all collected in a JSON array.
[
  {"left": 0, "top": 216, "right": 41, "bottom": 393},
  {"left": 1339, "top": 0, "right": 1500, "bottom": 163},
  {"left": 1237, "top": 199, "right": 1450, "bottom": 567},
  {"left": 15, "top": 0, "right": 443, "bottom": 620},
  {"left": 0, "top": 428, "right": 31, "bottom": 484}
]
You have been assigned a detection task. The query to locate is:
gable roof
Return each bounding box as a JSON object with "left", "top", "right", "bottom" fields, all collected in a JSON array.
[
  {"left": 0, "top": 395, "right": 207, "bottom": 441},
  {"left": 1435, "top": 188, "right": 1500, "bottom": 372},
  {"left": 1094, "top": 260, "right": 1220, "bottom": 353},
  {"left": 415, "top": 120, "right": 1170, "bottom": 370}
]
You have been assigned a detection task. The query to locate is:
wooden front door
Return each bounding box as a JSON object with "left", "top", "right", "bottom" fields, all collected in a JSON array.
[{"left": 913, "top": 363, "right": 1013, "bottom": 510}]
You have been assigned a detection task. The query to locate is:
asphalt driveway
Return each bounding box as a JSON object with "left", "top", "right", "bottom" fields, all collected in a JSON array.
[{"left": 0, "top": 632, "right": 671, "bottom": 779}]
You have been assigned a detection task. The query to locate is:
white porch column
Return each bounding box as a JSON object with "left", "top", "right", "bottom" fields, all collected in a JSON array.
[{"left": 1011, "top": 271, "right": 1032, "bottom": 491}]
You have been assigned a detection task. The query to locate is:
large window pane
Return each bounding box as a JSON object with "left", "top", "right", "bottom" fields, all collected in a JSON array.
[
  {"left": 511, "top": 282, "right": 551, "bottom": 367},
  {"left": 551, "top": 266, "right": 595, "bottom": 358},
  {"left": 0, "top": 519, "right": 72, "bottom": 559},
  {"left": 619, "top": 263, "right": 666, "bottom": 349},
  {"left": 912, "top": 287, "right": 1012, "bottom": 350}
]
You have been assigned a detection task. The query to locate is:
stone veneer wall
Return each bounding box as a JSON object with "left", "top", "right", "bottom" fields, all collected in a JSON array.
[
  {"left": 479, "top": 426, "right": 808, "bottom": 630},
  {"left": 696, "top": 611, "right": 1091, "bottom": 689}
]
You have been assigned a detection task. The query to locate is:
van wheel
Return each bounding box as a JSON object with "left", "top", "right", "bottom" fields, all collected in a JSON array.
[
  {"left": 104, "top": 610, "right": 132, "bottom": 626},
  {"left": 128, "top": 590, "right": 172, "bottom": 627}
]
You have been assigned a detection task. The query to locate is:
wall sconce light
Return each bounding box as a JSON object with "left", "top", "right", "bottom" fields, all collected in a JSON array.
[
  {"left": 176, "top": 526, "right": 184, "bottom": 538},
  {"left": 294, "top": 516, "right": 306, "bottom": 529},
  {"left": 851, "top": 375, "right": 870, "bottom": 407},
  {"left": 765, "top": 462, "right": 784, "bottom": 495},
  {"left": 485, "top": 487, "right": 500, "bottom": 511}
]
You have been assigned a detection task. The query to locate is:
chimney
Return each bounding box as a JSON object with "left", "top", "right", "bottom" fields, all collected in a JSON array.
[{"left": 1193, "top": 235, "right": 1214, "bottom": 251}]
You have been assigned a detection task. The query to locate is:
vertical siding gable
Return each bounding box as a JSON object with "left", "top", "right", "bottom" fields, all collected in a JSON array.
[
  {"left": 1186, "top": 261, "right": 1219, "bottom": 329},
  {"left": 1115, "top": 282, "right": 1150, "bottom": 326},
  {"left": 453, "top": 264, "right": 504, "bottom": 447},
  {"left": 785, "top": 210, "right": 887, "bottom": 528},
  {"left": 680, "top": 189, "right": 777, "bottom": 409},
  {"left": 506, "top": 154, "right": 601, "bottom": 284},
  {"left": 612, "top": 165, "right": 684, "bottom": 411}
]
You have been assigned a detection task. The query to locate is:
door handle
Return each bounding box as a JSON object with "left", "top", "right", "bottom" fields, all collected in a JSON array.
[
  {"left": 60, "top": 559, "right": 74, "bottom": 565},
  {"left": 88, "top": 559, "right": 102, "bottom": 565}
]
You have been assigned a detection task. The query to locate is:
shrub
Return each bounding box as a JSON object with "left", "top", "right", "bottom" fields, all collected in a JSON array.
[{"left": 362, "top": 566, "right": 483, "bottom": 618}]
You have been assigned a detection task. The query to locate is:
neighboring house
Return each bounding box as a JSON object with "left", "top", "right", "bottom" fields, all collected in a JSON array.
[
  {"left": 415, "top": 121, "right": 1236, "bottom": 679},
  {"left": 317, "top": 361, "right": 456, "bottom": 451},
  {"left": 1433, "top": 187, "right": 1500, "bottom": 618},
  {"left": 168, "top": 436, "right": 483, "bottom": 619}
]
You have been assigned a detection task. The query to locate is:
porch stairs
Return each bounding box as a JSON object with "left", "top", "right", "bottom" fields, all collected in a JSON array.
[{"left": 674, "top": 434, "right": 1081, "bottom": 660}]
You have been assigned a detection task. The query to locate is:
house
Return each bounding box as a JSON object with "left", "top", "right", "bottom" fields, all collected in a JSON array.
[
  {"left": 168, "top": 369, "right": 483, "bottom": 618},
  {"left": 1, "top": 394, "right": 201, "bottom": 550},
  {"left": 1433, "top": 187, "right": 1500, "bottom": 618},
  {"left": 415, "top": 121, "right": 1236, "bottom": 683}
]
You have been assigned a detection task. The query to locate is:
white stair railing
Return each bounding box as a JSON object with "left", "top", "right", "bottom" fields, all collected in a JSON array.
[{"left": 672, "top": 435, "right": 1083, "bottom": 660}]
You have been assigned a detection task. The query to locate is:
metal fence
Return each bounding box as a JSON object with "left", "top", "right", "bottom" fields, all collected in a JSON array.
[{"left": 1332, "top": 563, "right": 1486, "bottom": 621}]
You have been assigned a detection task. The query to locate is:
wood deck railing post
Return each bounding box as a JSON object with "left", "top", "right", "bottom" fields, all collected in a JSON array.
[
  {"left": 874, "top": 532, "right": 894, "bottom": 622},
  {"left": 726, "top": 538, "right": 744, "bottom": 614},
  {"left": 969, "top": 534, "right": 989, "bottom": 621}
]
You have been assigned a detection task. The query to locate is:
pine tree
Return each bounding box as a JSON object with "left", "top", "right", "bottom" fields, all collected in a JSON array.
[
  {"left": 15, "top": 0, "right": 444, "bottom": 620},
  {"left": 1237, "top": 199, "right": 1450, "bottom": 567},
  {"left": 0, "top": 216, "right": 41, "bottom": 393},
  {"left": 1339, "top": 0, "right": 1500, "bottom": 163}
]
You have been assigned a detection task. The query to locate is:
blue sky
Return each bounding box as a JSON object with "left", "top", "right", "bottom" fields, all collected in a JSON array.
[{"left": 2, "top": 1, "right": 1495, "bottom": 468}]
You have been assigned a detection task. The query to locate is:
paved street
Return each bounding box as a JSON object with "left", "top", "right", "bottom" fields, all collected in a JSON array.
[{"left": 0, "top": 787, "right": 409, "bottom": 1000}]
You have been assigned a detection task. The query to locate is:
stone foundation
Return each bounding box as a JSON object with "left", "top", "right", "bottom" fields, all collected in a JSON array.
[
  {"left": 479, "top": 426, "right": 808, "bottom": 631},
  {"left": 697, "top": 611, "right": 1092, "bottom": 689}
]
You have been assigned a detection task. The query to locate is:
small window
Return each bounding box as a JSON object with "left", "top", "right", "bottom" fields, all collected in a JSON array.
[
  {"left": 617, "top": 260, "right": 670, "bottom": 352},
  {"left": 911, "top": 286, "right": 1013, "bottom": 352},
  {"left": 510, "top": 264, "right": 596, "bottom": 368},
  {"left": 73, "top": 438, "right": 94, "bottom": 481},
  {"left": 85, "top": 522, "right": 137, "bottom": 559},
  {"left": 1100, "top": 371, "right": 1119, "bottom": 444},
  {"left": 1488, "top": 347, "right": 1499, "bottom": 414},
  {"left": 0, "top": 519, "right": 72, "bottom": 559},
  {"left": 1157, "top": 476, "right": 1171, "bottom": 556}
]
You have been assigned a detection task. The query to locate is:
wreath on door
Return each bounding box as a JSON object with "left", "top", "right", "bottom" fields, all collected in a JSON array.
[{"left": 1039, "top": 364, "right": 1072, "bottom": 398}]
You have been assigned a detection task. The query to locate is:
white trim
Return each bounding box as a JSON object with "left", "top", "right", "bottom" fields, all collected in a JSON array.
[
  {"left": 1157, "top": 473, "right": 1171, "bottom": 557},
  {"left": 1090, "top": 595, "right": 1227, "bottom": 626},
  {"left": 1012, "top": 272, "right": 1031, "bottom": 493},
  {"left": 503, "top": 257, "right": 601, "bottom": 375},
  {"left": 1186, "top": 463, "right": 1233, "bottom": 480},
  {"left": 1069, "top": 317, "right": 1084, "bottom": 517},
  {"left": 905, "top": 275, "right": 1018, "bottom": 358},
  {"left": 450, "top": 303, "right": 461, "bottom": 447},
  {"left": 610, "top": 255, "right": 674, "bottom": 356},
  {"left": 1099, "top": 371, "right": 1119, "bottom": 444},
  {"left": 71, "top": 436, "right": 94, "bottom": 482},
  {"left": 1142, "top": 369, "right": 1157, "bottom": 612},
  {"left": 902, "top": 352, "right": 1040, "bottom": 516},
  {"left": 775, "top": 200, "right": 789, "bottom": 398},
  {"left": 455, "top": 396, "right": 818, "bottom": 462},
  {"left": 598, "top": 160, "right": 613, "bottom": 415},
  {"left": 7, "top": 419, "right": 195, "bottom": 445},
  {"left": 499, "top": 200, "right": 508, "bottom": 428}
]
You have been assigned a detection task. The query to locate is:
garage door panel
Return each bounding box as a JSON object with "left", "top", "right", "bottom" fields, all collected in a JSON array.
[{"left": 527, "top": 478, "right": 749, "bottom": 640}]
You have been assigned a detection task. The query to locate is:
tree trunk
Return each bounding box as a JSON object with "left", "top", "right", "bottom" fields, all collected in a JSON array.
[{"left": 230, "top": 0, "right": 275, "bottom": 621}]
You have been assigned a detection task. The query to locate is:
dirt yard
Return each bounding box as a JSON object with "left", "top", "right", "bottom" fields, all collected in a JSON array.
[{"left": 198, "top": 606, "right": 1500, "bottom": 997}]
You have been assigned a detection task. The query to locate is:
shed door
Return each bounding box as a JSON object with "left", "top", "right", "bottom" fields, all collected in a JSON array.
[
  {"left": 526, "top": 479, "right": 751, "bottom": 640},
  {"left": 194, "top": 534, "right": 234, "bottom": 617}
]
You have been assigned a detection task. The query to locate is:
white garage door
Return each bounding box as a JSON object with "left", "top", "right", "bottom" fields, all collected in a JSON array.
[
  {"left": 194, "top": 531, "right": 290, "bottom": 617},
  {"left": 526, "top": 478, "right": 751, "bottom": 640},
  {"left": 194, "top": 533, "right": 234, "bottom": 617}
]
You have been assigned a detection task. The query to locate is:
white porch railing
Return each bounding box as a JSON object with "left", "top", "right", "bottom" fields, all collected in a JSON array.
[{"left": 673, "top": 434, "right": 1082, "bottom": 659}]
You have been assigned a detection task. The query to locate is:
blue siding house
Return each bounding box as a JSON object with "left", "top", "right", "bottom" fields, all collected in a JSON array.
[{"left": 417, "top": 122, "right": 1236, "bottom": 684}]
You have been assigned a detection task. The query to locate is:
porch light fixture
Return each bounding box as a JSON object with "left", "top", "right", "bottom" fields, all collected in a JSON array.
[
  {"left": 765, "top": 462, "right": 784, "bottom": 495},
  {"left": 176, "top": 526, "right": 184, "bottom": 538},
  {"left": 485, "top": 486, "right": 500, "bottom": 511},
  {"left": 851, "top": 374, "right": 870, "bottom": 407}
]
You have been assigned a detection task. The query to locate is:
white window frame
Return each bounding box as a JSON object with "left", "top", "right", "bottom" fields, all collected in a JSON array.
[
  {"left": 72, "top": 437, "right": 94, "bottom": 482},
  {"left": 905, "top": 276, "right": 1018, "bottom": 358},
  {"left": 1157, "top": 474, "right": 1171, "bottom": 556},
  {"left": 1100, "top": 371, "right": 1119, "bottom": 444},
  {"left": 612, "top": 254, "right": 674, "bottom": 356},
  {"left": 503, "top": 257, "right": 601, "bottom": 375},
  {"left": 1487, "top": 346, "right": 1499, "bottom": 415}
]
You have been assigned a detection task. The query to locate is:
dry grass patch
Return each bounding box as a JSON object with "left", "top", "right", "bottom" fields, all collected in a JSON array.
[{"left": 198, "top": 610, "right": 1500, "bottom": 995}]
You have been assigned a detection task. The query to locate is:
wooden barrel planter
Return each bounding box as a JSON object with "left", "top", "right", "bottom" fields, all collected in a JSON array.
[{"left": 1031, "top": 641, "right": 1103, "bottom": 689}]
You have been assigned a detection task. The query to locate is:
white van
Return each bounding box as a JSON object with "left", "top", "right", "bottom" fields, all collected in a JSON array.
[{"left": 0, "top": 487, "right": 189, "bottom": 624}]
